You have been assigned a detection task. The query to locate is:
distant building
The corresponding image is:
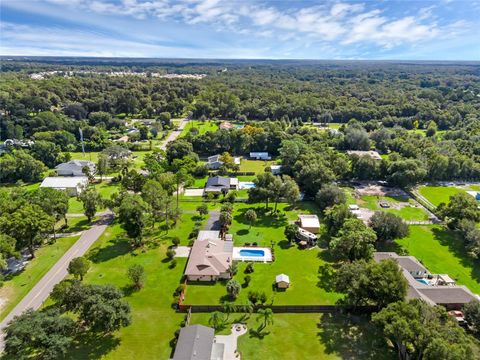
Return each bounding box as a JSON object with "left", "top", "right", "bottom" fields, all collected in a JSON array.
[
  {"left": 206, "top": 154, "right": 241, "bottom": 170},
  {"left": 374, "top": 252, "right": 479, "bottom": 310},
  {"left": 219, "top": 121, "right": 234, "bottom": 130},
  {"left": 185, "top": 231, "right": 233, "bottom": 281},
  {"left": 249, "top": 152, "right": 271, "bottom": 160},
  {"left": 347, "top": 150, "right": 382, "bottom": 161},
  {"left": 40, "top": 176, "right": 88, "bottom": 196},
  {"left": 204, "top": 176, "right": 238, "bottom": 194},
  {"left": 56, "top": 160, "right": 96, "bottom": 176},
  {"left": 270, "top": 164, "right": 282, "bottom": 175}
]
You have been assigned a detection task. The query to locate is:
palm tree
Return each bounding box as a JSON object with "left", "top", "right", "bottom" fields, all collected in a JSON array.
[
  {"left": 245, "top": 209, "right": 257, "bottom": 229},
  {"left": 226, "top": 279, "right": 241, "bottom": 300},
  {"left": 256, "top": 308, "right": 274, "bottom": 331},
  {"left": 222, "top": 302, "right": 236, "bottom": 321},
  {"left": 208, "top": 311, "right": 225, "bottom": 331}
]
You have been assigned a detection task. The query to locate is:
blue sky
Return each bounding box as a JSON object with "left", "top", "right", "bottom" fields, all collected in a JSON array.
[{"left": 1, "top": 0, "right": 479, "bottom": 60}]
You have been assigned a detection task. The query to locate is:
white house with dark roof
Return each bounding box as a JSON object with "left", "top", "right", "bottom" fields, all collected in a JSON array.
[
  {"left": 172, "top": 325, "right": 216, "bottom": 360},
  {"left": 204, "top": 176, "right": 238, "bottom": 194},
  {"left": 374, "top": 252, "right": 479, "bottom": 310},
  {"left": 206, "top": 155, "right": 241, "bottom": 170},
  {"left": 56, "top": 160, "right": 96, "bottom": 176}
]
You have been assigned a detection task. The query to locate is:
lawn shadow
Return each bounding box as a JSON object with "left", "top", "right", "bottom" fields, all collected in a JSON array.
[
  {"left": 277, "top": 240, "right": 293, "bottom": 249},
  {"left": 64, "top": 332, "right": 121, "bottom": 360},
  {"left": 432, "top": 227, "right": 480, "bottom": 284},
  {"left": 317, "top": 264, "right": 336, "bottom": 292},
  {"left": 317, "top": 313, "right": 394, "bottom": 360},
  {"left": 88, "top": 237, "right": 131, "bottom": 263},
  {"left": 236, "top": 229, "right": 249, "bottom": 236},
  {"left": 66, "top": 218, "right": 91, "bottom": 232}
]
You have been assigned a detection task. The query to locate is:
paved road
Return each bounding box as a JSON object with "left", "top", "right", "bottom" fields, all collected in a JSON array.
[
  {"left": 0, "top": 212, "right": 113, "bottom": 343},
  {"left": 159, "top": 118, "right": 189, "bottom": 150}
]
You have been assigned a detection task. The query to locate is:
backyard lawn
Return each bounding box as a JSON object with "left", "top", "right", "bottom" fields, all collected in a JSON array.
[
  {"left": 180, "top": 120, "right": 219, "bottom": 137},
  {"left": 396, "top": 225, "right": 480, "bottom": 294},
  {"left": 62, "top": 222, "right": 188, "bottom": 360},
  {"left": 189, "top": 313, "right": 393, "bottom": 360},
  {"left": 358, "top": 195, "right": 429, "bottom": 221},
  {"left": 184, "top": 244, "right": 340, "bottom": 305},
  {"left": 0, "top": 235, "right": 80, "bottom": 321},
  {"left": 418, "top": 186, "right": 465, "bottom": 207},
  {"left": 239, "top": 159, "right": 277, "bottom": 174}
]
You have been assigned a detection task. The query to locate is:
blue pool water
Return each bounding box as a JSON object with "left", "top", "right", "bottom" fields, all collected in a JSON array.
[
  {"left": 239, "top": 249, "right": 265, "bottom": 257},
  {"left": 416, "top": 279, "right": 429, "bottom": 285},
  {"left": 240, "top": 182, "right": 256, "bottom": 189}
]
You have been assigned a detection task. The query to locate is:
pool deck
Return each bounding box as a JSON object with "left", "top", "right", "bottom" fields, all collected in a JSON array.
[{"left": 232, "top": 247, "right": 272, "bottom": 262}]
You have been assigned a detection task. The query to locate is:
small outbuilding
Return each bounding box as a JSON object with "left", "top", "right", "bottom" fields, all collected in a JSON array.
[
  {"left": 276, "top": 274, "right": 290, "bottom": 289},
  {"left": 270, "top": 164, "right": 282, "bottom": 175},
  {"left": 298, "top": 214, "right": 320, "bottom": 234}
]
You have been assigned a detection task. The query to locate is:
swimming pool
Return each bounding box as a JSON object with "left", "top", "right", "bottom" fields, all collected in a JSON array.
[
  {"left": 239, "top": 182, "right": 256, "bottom": 189},
  {"left": 416, "top": 278, "right": 430, "bottom": 285},
  {"left": 239, "top": 249, "right": 264, "bottom": 257},
  {"left": 233, "top": 247, "right": 272, "bottom": 262}
]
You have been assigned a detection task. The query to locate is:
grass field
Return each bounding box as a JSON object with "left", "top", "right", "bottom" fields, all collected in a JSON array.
[
  {"left": 62, "top": 223, "right": 188, "bottom": 360},
  {"left": 239, "top": 159, "right": 277, "bottom": 173},
  {"left": 180, "top": 120, "right": 219, "bottom": 137},
  {"left": 418, "top": 186, "right": 465, "bottom": 207},
  {"left": 396, "top": 225, "right": 480, "bottom": 294},
  {"left": 189, "top": 313, "right": 393, "bottom": 360},
  {"left": 358, "top": 195, "right": 428, "bottom": 221},
  {"left": 0, "top": 235, "right": 80, "bottom": 321}
]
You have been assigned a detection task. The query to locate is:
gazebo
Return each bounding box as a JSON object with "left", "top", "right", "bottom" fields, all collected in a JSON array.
[{"left": 275, "top": 274, "right": 290, "bottom": 289}]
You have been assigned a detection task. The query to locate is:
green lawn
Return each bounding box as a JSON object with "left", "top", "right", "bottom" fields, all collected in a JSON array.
[
  {"left": 358, "top": 195, "right": 428, "bottom": 221},
  {"left": 190, "top": 313, "right": 393, "bottom": 360},
  {"left": 68, "top": 181, "right": 120, "bottom": 214},
  {"left": 239, "top": 159, "right": 277, "bottom": 174},
  {"left": 62, "top": 223, "right": 188, "bottom": 359},
  {"left": 396, "top": 225, "right": 480, "bottom": 294},
  {"left": 180, "top": 120, "right": 219, "bottom": 137},
  {"left": 418, "top": 186, "right": 465, "bottom": 207},
  {"left": 184, "top": 244, "right": 340, "bottom": 305},
  {"left": 0, "top": 235, "right": 80, "bottom": 321}
]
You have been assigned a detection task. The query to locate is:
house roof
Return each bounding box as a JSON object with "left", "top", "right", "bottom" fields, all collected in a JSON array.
[
  {"left": 276, "top": 274, "right": 290, "bottom": 283},
  {"left": 205, "top": 176, "right": 230, "bottom": 188},
  {"left": 172, "top": 325, "right": 214, "bottom": 360},
  {"left": 55, "top": 160, "right": 95, "bottom": 171},
  {"left": 298, "top": 214, "right": 320, "bottom": 229},
  {"left": 374, "top": 252, "right": 429, "bottom": 274},
  {"left": 40, "top": 176, "right": 88, "bottom": 189},
  {"left": 347, "top": 150, "right": 382, "bottom": 160},
  {"left": 418, "top": 287, "right": 478, "bottom": 305},
  {"left": 208, "top": 155, "right": 221, "bottom": 163},
  {"left": 185, "top": 231, "right": 233, "bottom": 277}
]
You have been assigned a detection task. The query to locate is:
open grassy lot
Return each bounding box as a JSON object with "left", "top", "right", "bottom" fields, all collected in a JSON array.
[
  {"left": 61, "top": 222, "right": 188, "bottom": 360},
  {"left": 184, "top": 244, "right": 340, "bottom": 305},
  {"left": 239, "top": 159, "right": 277, "bottom": 174},
  {"left": 418, "top": 186, "right": 465, "bottom": 207},
  {"left": 358, "top": 195, "right": 428, "bottom": 221},
  {"left": 68, "top": 180, "right": 120, "bottom": 214},
  {"left": 68, "top": 150, "right": 150, "bottom": 171},
  {"left": 0, "top": 235, "right": 80, "bottom": 321},
  {"left": 396, "top": 225, "right": 480, "bottom": 294},
  {"left": 189, "top": 313, "right": 393, "bottom": 360},
  {"left": 180, "top": 120, "right": 219, "bottom": 137}
]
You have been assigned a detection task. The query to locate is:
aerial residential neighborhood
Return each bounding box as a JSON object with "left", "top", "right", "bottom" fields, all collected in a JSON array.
[{"left": 1, "top": 1, "right": 480, "bottom": 359}]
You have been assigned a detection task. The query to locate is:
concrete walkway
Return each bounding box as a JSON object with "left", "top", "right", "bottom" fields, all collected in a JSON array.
[
  {"left": 174, "top": 246, "right": 191, "bottom": 258},
  {"left": 0, "top": 212, "right": 113, "bottom": 347},
  {"left": 214, "top": 323, "right": 247, "bottom": 360}
]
